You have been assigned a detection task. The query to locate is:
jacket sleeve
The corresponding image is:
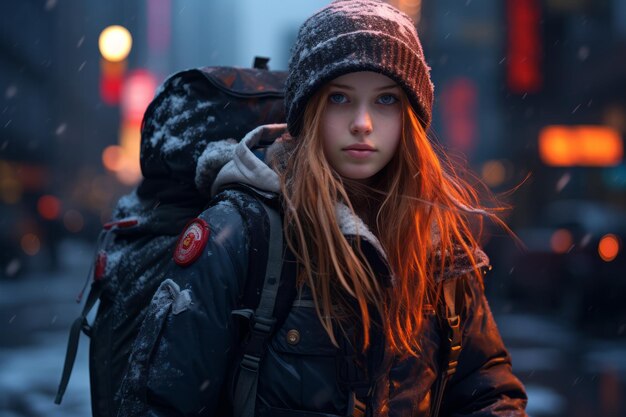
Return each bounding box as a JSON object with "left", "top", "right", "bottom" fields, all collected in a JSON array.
[
  {"left": 117, "top": 202, "right": 248, "bottom": 417},
  {"left": 441, "top": 274, "right": 528, "bottom": 417}
]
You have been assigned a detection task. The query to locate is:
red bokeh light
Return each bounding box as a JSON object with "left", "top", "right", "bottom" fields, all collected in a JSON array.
[{"left": 37, "top": 195, "right": 61, "bottom": 220}]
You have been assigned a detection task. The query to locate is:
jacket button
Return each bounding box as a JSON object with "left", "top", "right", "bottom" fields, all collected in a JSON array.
[{"left": 286, "top": 329, "right": 300, "bottom": 345}]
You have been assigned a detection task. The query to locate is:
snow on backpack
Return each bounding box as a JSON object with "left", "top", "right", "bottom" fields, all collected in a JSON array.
[{"left": 55, "top": 59, "right": 291, "bottom": 417}]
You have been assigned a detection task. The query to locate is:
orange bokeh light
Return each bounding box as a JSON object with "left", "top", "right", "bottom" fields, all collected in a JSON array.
[
  {"left": 539, "top": 125, "right": 623, "bottom": 167},
  {"left": 21, "top": 233, "right": 41, "bottom": 256},
  {"left": 37, "top": 195, "right": 61, "bottom": 220},
  {"left": 598, "top": 234, "right": 620, "bottom": 262},
  {"left": 550, "top": 228, "right": 573, "bottom": 254},
  {"left": 102, "top": 145, "right": 124, "bottom": 172}
]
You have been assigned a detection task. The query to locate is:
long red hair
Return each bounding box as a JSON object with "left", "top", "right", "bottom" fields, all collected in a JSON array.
[{"left": 277, "top": 85, "right": 502, "bottom": 355}]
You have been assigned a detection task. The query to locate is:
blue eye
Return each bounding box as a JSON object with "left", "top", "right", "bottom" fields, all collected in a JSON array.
[
  {"left": 329, "top": 93, "right": 348, "bottom": 104},
  {"left": 377, "top": 94, "right": 399, "bottom": 105}
]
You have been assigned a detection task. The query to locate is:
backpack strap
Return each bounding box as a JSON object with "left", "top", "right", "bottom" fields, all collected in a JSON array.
[
  {"left": 54, "top": 280, "right": 103, "bottom": 404},
  {"left": 214, "top": 184, "right": 295, "bottom": 333},
  {"left": 430, "top": 275, "right": 465, "bottom": 417},
  {"left": 213, "top": 184, "right": 292, "bottom": 417},
  {"left": 231, "top": 197, "right": 282, "bottom": 417},
  {"left": 233, "top": 197, "right": 283, "bottom": 417},
  {"left": 54, "top": 223, "right": 120, "bottom": 405}
]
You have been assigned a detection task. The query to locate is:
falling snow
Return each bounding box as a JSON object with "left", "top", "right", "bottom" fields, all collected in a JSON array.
[
  {"left": 44, "top": 0, "right": 57, "bottom": 11},
  {"left": 580, "top": 233, "right": 592, "bottom": 248},
  {"left": 5, "top": 85, "right": 17, "bottom": 99},
  {"left": 556, "top": 173, "right": 571, "bottom": 192},
  {"left": 5, "top": 259, "right": 21, "bottom": 277},
  {"left": 55, "top": 123, "right": 67, "bottom": 136}
]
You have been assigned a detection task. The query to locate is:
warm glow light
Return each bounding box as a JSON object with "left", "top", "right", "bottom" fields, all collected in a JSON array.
[
  {"left": 0, "top": 161, "right": 21, "bottom": 203},
  {"left": 1, "top": 178, "right": 22, "bottom": 204},
  {"left": 21, "top": 233, "right": 40, "bottom": 256},
  {"left": 598, "top": 234, "right": 620, "bottom": 262},
  {"left": 481, "top": 160, "right": 507, "bottom": 187},
  {"left": 115, "top": 121, "right": 142, "bottom": 185},
  {"left": 551, "top": 228, "right": 573, "bottom": 254},
  {"left": 99, "top": 59, "right": 127, "bottom": 105},
  {"left": 102, "top": 126, "right": 142, "bottom": 186},
  {"left": 99, "top": 25, "right": 133, "bottom": 62},
  {"left": 121, "top": 70, "right": 158, "bottom": 123},
  {"left": 539, "top": 125, "right": 623, "bottom": 167},
  {"left": 102, "top": 145, "right": 124, "bottom": 172},
  {"left": 37, "top": 195, "right": 61, "bottom": 220},
  {"left": 507, "top": 0, "right": 542, "bottom": 93}
]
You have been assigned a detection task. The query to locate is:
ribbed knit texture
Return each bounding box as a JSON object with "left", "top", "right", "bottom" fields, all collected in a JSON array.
[{"left": 286, "top": 0, "right": 434, "bottom": 137}]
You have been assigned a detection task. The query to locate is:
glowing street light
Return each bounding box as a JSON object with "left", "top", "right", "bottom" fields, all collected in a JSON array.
[{"left": 99, "top": 25, "right": 133, "bottom": 62}]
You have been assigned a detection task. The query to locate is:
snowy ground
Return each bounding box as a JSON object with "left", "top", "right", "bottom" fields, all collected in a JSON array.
[
  {"left": 0, "top": 239, "right": 624, "bottom": 417},
  {"left": 0, "top": 240, "right": 92, "bottom": 417}
]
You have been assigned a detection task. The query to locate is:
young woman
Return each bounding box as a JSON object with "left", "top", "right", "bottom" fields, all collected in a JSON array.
[{"left": 118, "top": 1, "right": 528, "bottom": 416}]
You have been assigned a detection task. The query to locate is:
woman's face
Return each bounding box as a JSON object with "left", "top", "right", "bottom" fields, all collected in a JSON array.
[{"left": 320, "top": 71, "right": 403, "bottom": 182}]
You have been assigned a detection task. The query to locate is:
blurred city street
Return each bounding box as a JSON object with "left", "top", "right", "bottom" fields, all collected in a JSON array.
[{"left": 0, "top": 240, "right": 92, "bottom": 417}]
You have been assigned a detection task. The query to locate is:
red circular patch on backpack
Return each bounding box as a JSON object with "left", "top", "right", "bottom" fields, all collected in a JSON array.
[{"left": 173, "top": 218, "right": 209, "bottom": 266}]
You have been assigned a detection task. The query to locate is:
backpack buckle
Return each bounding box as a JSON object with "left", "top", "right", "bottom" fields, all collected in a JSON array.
[
  {"left": 446, "top": 314, "right": 462, "bottom": 377},
  {"left": 251, "top": 315, "right": 275, "bottom": 334},
  {"left": 240, "top": 353, "right": 262, "bottom": 372}
]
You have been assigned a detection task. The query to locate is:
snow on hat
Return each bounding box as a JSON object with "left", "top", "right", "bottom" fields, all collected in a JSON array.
[{"left": 285, "top": 0, "right": 434, "bottom": 137}]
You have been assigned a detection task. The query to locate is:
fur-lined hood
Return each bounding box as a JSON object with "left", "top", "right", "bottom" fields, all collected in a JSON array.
[{"left": 194, "top": 123, "right": 388, "bottom": 257}]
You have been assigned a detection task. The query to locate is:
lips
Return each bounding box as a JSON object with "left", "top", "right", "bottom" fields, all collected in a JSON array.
[
  {"left": 343, "top": 144, "right": 376, "bottom": 151},
  {"left": 343, "top": 144, "right": 376, "bottom": 159}
]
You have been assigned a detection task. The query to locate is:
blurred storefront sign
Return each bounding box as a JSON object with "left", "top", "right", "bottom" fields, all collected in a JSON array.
[
  {"left": 121, "top": 70, "right": 158, "bottom": 123},
  {"left": 440, "top": 77, "right": 478, "bottom": 154},
  {"left": 539, "top": 125, "right": 623, "bottom": 167},
  {"left": 99, "top": 59, "right": 127, "bottom": 105},
  {"left": 102, "top": 69, "right": 157, "bottom": 185},
  {"left": 506, "top": 0, "right": 542, "bottom": 94}
]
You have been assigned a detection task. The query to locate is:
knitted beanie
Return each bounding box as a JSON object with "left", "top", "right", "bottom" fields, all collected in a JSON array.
[{"left": 285, "top": 0, "right": 434, "bottom": 137}]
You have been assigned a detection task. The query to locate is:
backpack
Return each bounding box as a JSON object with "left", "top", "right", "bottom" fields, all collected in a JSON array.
[
  {"left": 55, "top": 59, "right": 292, "bottom": 417},
  {"left": 55, "top": 58, "right": 466, "bottom": 417}
]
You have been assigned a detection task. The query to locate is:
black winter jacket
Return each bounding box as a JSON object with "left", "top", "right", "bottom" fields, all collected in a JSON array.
[{"left": 118, "top": 124, "right": 528, "bottom": 417}]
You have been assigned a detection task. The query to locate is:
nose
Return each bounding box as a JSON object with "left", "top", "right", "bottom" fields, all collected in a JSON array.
[{"left": 350, "top": 106, "right": 373, "bottom": 136}]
